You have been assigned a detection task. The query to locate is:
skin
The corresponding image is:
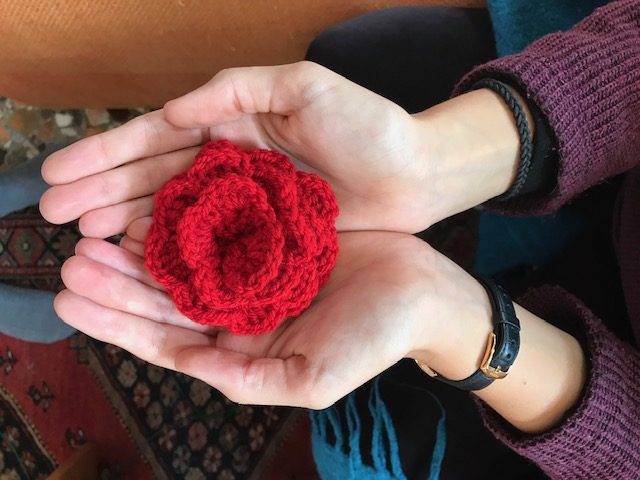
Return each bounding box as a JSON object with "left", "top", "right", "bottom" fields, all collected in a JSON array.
[{"left": 40, "top": 61, "right": 586, "bottom": 434}]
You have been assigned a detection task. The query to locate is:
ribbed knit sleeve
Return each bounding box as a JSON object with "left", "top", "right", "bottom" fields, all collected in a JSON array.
[
  {"left": 476, "top": 286, "right": 640, "bottom": 478},
  {"left": 453, "top": 0, "right": 640, "bottom": 215}
]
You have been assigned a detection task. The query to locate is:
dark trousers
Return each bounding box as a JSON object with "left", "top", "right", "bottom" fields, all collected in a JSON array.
[
  {"left": 305, "top": 7, "right": 544, "bottom": 479},
  {"left": 306, "top": 6, "right": 494, "bottom": 113}
]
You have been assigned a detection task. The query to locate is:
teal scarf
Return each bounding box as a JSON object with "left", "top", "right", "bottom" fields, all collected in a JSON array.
[
  {"left": 488, "top": 0, "right": 606, "bottom": 56},
  {"left": 310, "top": 379, "right": 446, "bottom": 480}
]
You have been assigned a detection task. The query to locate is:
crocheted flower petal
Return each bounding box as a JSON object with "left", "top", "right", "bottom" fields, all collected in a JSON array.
[
  {"left": 178, "top": 175, "right": 285, "bottom": 309},
  {"left": 249, "top": 148, "right": 297, "bottom": 212},
  {"left": 284, "top": 273, "right": 321, "bottom": 316},
  {"left": 251, "top": 171, "right": 337, "bottom": 318},
  {"left": 295, "top": 172, "right": 339, "bottom": 277},
  {"left": 235, "top": 303, "right": 287, "bottom": 335},
  {"left": 295, "top": 172, "right": 339, "bottom": 228},
  {"left": 176, "top": 205, "right": 219, "bottom": 272},
  {"left": 187, "top": 140, "right": 250, "bottom": 185},
  {"left": 171, "top": 280, "right": 199, "bottom": 314},
  {"left": 145, "top": 219, "right": 191, "bottom": 287},
  {"left": 262, "top": 172, "right": 338, "bottom": 314},
  {"left": 184, "top": 303, "right": 246, "bottom": 330},
  {"left": 145, "top": 171, "right": 201, "bottom": 289},
  {"left": 232, "top": 150, "right": 304, "bottom": 307},
  {"left": 151, "top": 173, "right": 200, "bottom": 228},
  {"left": 250, "top": 147, "right": 296, "bottom": 175}
]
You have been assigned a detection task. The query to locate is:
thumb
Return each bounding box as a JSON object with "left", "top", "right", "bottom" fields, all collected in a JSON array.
[{"left": 163, "top": 61, "right": 334, "bottom": 129}]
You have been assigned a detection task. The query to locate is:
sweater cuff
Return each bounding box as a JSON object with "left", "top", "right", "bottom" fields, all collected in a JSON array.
[{"left": 475, "top": 285, "right": 640, "bottom": 478}]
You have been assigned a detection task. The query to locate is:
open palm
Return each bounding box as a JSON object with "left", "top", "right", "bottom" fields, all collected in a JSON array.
[
  {"left": 40, "top": 62, "right": 434, "bottom": 237},
  {"left": 56, "top": 231, "right": 439, "bottom": 408}
]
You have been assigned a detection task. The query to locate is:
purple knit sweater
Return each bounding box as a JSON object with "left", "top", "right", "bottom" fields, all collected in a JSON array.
[{"left": 454, "top": 1, "right": 640, "bottom": 478}]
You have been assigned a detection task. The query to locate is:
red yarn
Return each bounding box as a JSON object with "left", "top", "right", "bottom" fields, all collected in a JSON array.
[{"left": 144, "top": 140, "right": 339, "bottom": 335}]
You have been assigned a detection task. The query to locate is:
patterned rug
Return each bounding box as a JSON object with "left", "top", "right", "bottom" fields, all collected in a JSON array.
[{"left": 0, "top": 208, "right": 317, "bottom": 480}]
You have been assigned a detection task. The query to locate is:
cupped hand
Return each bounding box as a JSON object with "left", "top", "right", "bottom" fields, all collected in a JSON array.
[
  {"left": 40, "top": 62, "right": 436, "bottom": 237},
  {"left": 55, "top": 231, "right": 469, "bottom": 408}
]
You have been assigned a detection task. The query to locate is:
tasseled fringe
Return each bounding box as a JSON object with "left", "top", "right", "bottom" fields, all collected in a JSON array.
[{"left": 310, "top": 378, "right": 446, "bottom": 479}]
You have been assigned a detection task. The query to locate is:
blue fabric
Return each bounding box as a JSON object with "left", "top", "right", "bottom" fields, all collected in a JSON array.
[
  {"left": 0, "top": 284, "right": 74, "bottom": 344},
  {"left": 0, "top": 146, "right": 60, "bottom": 217},
  {"left": 0, "top": 145, "right": 75, "bottom": 344},
  {"left": 474, "top": 210, "right": 590, "bottom": 277},
  {"left": 310, "top": 379, "right": 446, "bottom": 480},
  {"left": 426, "top": 393, "right": 446, "bottom": 480},
  {"left": 487, "top": 0, "right": 606, "bottom": 56}
]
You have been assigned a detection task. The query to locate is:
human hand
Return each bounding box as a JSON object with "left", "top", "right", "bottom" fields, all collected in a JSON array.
[
  {"left": 40, "top": 62, "right": 524, "bottom": 237},
  {"left": 56, "top": 230, "right": 487, "bottom": 408},
  {"left": 58, "top": 225, "right": 586, "bottom": 432},
  {"left": 41, "top": 62, "right": 431, "bottom": 235}
]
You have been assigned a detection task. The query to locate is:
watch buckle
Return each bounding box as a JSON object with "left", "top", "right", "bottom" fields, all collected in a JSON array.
[
  {"left": 480, "top": 332, "right": 508, "bottom": 380},
  {"left": 414, "top": 359, "right": 439, "bottom": 378}
]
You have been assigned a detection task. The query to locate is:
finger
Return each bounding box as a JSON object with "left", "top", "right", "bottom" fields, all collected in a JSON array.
[
  {"left": 126, "top": 216, "right": 152, "bottom": 243},
  {"left": 175, "top": 346, "right": 323, "bottom": 407},
  {"left": 60, "top": 255, "right": 208, "bottom": 332},
  {"left": 40, "top": 147, "right": 197, "bottom": 224},
  {"left": 54, "top": 290, "right": 213, "bottom": 370},
  {"left": 120, "top": 236, "right": 145, "bottom": 257},
  {"left": 79, "top": 196, "right": 154, "bottom": 238},
  {"left": 164, "top": 61, "right": 337, "bottom": 128},
  {"left": 41, "top": 110, "right": 208, "bottom": 185},
  {"left": 75, "top": 237, "right": 159, "bottom": 288}
]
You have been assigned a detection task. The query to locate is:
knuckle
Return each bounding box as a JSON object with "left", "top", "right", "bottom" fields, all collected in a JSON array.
[
  {"left": 138, "top": 115, "right": 161, "bottom": 153},
  {"left": 96, "top": 171, "right": 113, "bottom": 200},
  {"left": 154, "top": 294, "right": 176, "bottom": 324},
  {"left": 241, "top": 360, "right": 265, "bottom": 392},
  {"left": 216, "top": 67, "right": 234, "bottom": 80},
  {"left": 289, "top": 62, "right": 332, "bottom": 106},
  {"left": 94, "top": 132, "right": 111, "bottom": 165},
  {"left": 291, "top": 60, "right": 321, "bottom": 77}
]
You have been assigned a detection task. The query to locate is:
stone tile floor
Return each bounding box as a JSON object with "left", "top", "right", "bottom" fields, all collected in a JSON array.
[{"left": 0, "top": 97, "right": 146, "bottom": 172}]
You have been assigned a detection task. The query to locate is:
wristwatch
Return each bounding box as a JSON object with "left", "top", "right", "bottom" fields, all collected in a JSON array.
[{"left": 415, "top": 276, "right": 521, "bottom": 391}]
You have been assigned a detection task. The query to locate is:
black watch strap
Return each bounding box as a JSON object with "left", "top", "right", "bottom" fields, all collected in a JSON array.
[
  {"left": 435, "top": 366, "right": 495, "bottom": 391},
  {"left": 416, "top": 277, "right": 521, "bottom": 392}
]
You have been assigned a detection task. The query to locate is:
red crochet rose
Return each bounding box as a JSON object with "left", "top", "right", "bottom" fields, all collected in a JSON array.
[{"left": 144, "top": 140, "right": 339, "bottom": 335}]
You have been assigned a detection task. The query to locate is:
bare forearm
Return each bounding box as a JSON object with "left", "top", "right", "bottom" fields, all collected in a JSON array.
[
  {"left": 411, "top": 88, "right": 532, "bottom": 223},
  {"left": 479, "top": 305, "right": 587, "bottom": 433},
  {"left": 410, "top": 265, "right": 587, "bottom": 434}
]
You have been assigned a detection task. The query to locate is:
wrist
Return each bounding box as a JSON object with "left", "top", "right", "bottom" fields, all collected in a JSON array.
[
  {"left": 407, "top": 255, "right": 494, "bottom": 380},
  {"left": 411, "top": 88, "right": 529, "bottom": 224}
]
